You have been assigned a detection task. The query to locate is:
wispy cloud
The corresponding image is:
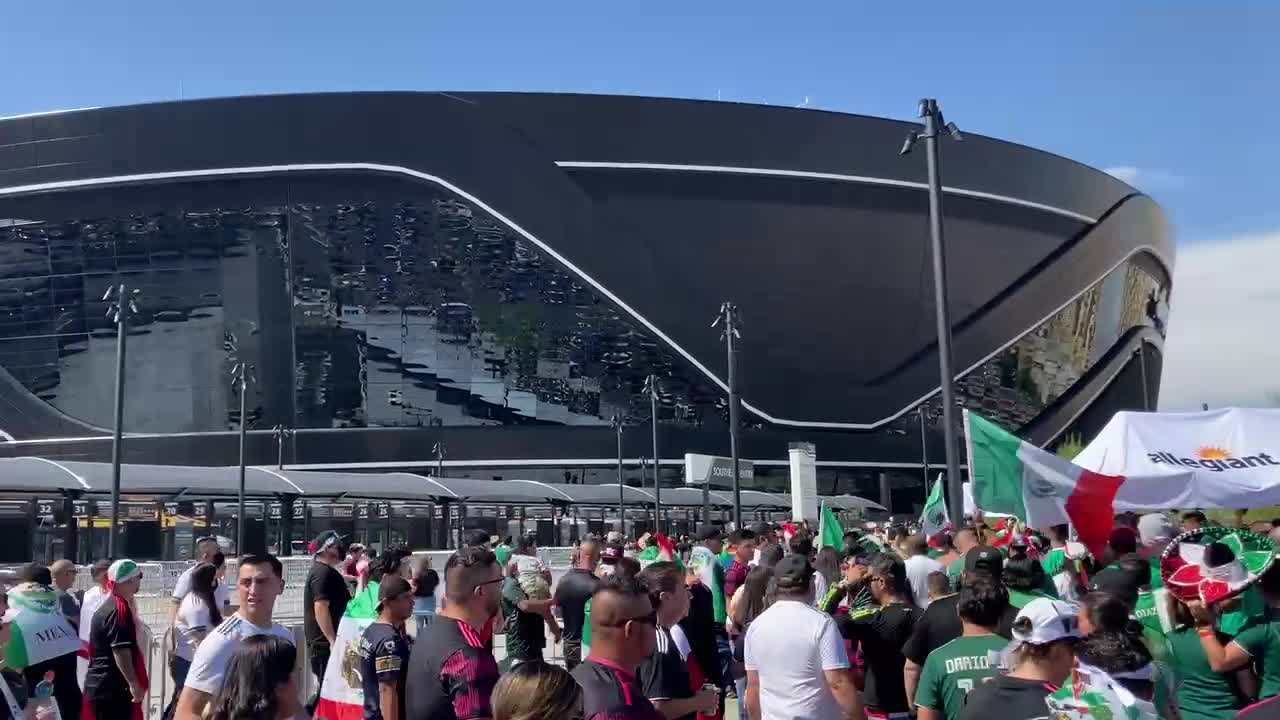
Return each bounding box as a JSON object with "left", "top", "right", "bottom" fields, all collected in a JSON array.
[
  {"left": 1103, "top": 166, "right": 1185, "bottom": 190},
  {"left": 1159, "top": 230, "right": 1280, "bottom": 410}
]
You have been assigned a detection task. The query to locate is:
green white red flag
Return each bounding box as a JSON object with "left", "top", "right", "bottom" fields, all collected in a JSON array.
[
  {"left": 964, "top": 410, "right": 1124, "bottom": 560},
  {"left": 920, "top": 474, "right": 950, "bottom": 546},
  {"left": 313, "top": 582, "right": 380, "bottom": 720}
]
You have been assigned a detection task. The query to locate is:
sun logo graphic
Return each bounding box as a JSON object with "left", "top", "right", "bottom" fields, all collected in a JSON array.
[
  {"left": 1197, "top": 446, "right": 1232, "bottom": 460},
  {"left": 1148, "top": 444, "right": 1280, "bottom": 472}
]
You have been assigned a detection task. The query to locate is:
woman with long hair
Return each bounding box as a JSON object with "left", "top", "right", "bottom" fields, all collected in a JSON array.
[
  {"left": 164, "top": 562, "right": 223, "bottom": 720},
  {"left": 208, "top": 635, "right": 299, "bottom": 720},
  {"left": 491, "top": 661, "right": 582, "bottom": 720},
  {"left": 412, "top": 556, "right": 440, "bottom": 632},
  {"left": 813, "top": 547, "right": 842, "bottom": 593}
]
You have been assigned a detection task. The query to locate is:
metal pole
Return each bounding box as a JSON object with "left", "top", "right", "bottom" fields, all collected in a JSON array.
[
  {"left": 921, "top": 98, "right": 965, "bottom": 525},
  {"left": 1136, "top": 345, "right": 1151, "bottom": 411},
  {"left": 918, "top": 406, "right": 930, "bottom": 488},
  {"left": 648, "top": 374, "right": 662, "bottom": 535},
  {"left": 435, "top": 441, "right": 445, "bottom": 479},
  {"left": 236, "top": 368, "right": 248, "bottom": 556},
  {"left": 613, "top": 415, "right": 625, "bottom": 538},
  {"left": 720, "top": 302, "right": 744, "bottom": 529},
  {"left": 108, "top": 283, "right": 128, "bottom": 559}
]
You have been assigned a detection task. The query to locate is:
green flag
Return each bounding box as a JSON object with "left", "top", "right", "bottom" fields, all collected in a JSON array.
[
  {"left": 921, "top": 473, "right": 950, "bottom": 543},
  {"left": 818, "top": 502, "right": 843, "bottom": 549}
]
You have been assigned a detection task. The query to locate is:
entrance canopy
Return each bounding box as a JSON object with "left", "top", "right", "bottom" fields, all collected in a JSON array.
[{"left": 0, "top": 457, "right": 883, "bottom": 510}]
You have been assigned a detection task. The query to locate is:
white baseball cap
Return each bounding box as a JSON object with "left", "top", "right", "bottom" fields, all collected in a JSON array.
[
  {"left": 1011, "top": 598, "right": 1082, "bottom": 645},
  {"left": 1137, "top": 513, "right": 1176, "bottom": 546}
]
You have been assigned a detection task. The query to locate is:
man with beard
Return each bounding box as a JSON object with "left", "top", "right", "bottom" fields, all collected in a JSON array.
[
  {"left": 838, "top": 553, "right": 918, "bottom": 720},
  {"left": 405, "top": 547, "right": 502, "bottom": 720}
]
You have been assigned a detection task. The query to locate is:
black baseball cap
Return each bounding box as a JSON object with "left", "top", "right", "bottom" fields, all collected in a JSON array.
[
  {"left": 964, "top": 545, "right": 1004, "bottom": 576},
  {"left": 377, "top": 577, "right": 412, "bottom": 611},
  {"left": 774, "top": 554, "right": 814, "bottom": 591},
  {"left": 310, "top": 531, "right": 345, "bottom": 555},
  {"left": 1087, "top": 567, "right": 1141, "bottom": 604},
  {"left": 696, "top": 525, "right": 725, "bottom": 542},
  {"left": 749, "top": 521, "right": 773, "bottom": 536}
]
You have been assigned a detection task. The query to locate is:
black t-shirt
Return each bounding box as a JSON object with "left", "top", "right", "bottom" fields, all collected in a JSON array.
[
  {"left": 571, "top": 658, "right": 664, "bottom": 720},
  {"left": 677, "top": 583, "right": 722, "bottom": 686},
  {"left": 84, "top": 599, "right": 136, "bottom": 703},
  {"left": 405, "top": 618, "right": 499, "bottom": 720},
  {"left": 901, "top": 593, "right": 1018, "bottom": 665},
  {"left": 638, "top": 626, "right": 695, "bottom": 720},
  {"left": 304, "top": 561, "right": 351, "bottom": 654},
  {"left": 359, "top": 622, "right": 411, "bottom": 720},
  {"left": 554, "top": 568, "right": 600, "bottom": 642},
  {"left": 957, "top": 675, "right": 1055, "bottom": 720},
  {"left": 500, "top": 578, "right": 546, "bottom": 661},
  {"left": 838, "top": 603, "right": 918, "bottom": 712}
]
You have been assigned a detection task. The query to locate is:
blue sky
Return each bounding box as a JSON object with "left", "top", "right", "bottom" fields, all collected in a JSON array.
[{"left": 2, "top": 1, "right": 1277, "bottom": 406}]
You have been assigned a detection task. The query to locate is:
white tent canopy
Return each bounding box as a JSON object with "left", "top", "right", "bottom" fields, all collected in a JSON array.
[
  {"left": 1073, "top": 407, "right": 1280, "bottom": 510},
  {"left": 0, "top": 457, "right": 885, "bottom": 510}
]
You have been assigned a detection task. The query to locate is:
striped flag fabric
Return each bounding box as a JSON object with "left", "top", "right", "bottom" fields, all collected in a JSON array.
[
  {"left": 920, "top": 474, "right": 950, "bottom": 546},
  {"left": 964, "top": 410, "right": 1124, "bottom": 560},
  {"left": 313, "top": 582, "right": 380, "bottom": 720}
]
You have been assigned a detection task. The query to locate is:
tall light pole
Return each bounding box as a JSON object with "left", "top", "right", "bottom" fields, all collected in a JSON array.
[
  {"left": 232, "top": 361, "right": 256, "bottom": 556},
  {"left": 611, "top": 414, "right": 625, "bottom": 537},
  {"left": 104, "top": 283, "right": 139, "bottom": 559},
  {"left": 644, "top": 374, "right": 662, "bottom": 534},
  {"left": 273, "top": 425, "right": 295, "bottom": 470},
  {"left": 918, "top": 406, "right": 930, "bottom": 488},
  {"left": 433, "top": 441, "right": 446, "bottom": 478},
  {"left": 901, "top": 98, "right": 965, "bottom": 523},
  {"left": 713, "top": 302, "right": 744, "bottom": 528}
]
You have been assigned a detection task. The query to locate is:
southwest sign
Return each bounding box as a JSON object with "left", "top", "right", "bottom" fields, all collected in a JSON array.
[{"left": 684, "top": 453, "right": 754, "bottom": 487}]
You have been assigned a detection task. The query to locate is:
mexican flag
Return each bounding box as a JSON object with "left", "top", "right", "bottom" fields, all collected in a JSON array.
[
  {"left": 965, "top": 410, "right": 1123, "bottom": 560},
  {"left": 4, "top": 583, "right": 81, "bottom": 669},
  {"left": 818, "top": 502, "right": 843, "bottom": 550},
  {"left": 313, "top": 582, "right": 380, "bottom": 720},
  {"left": 688, "top": 546, "right": 727, "bottom": 624},
  {"left": 920, "top": 474, "right": 950, "bottom": 546}
]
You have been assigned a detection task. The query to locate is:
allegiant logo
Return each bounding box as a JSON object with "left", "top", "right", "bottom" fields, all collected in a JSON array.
[{"left": 1147, "top": 445, "right": 1280, "bottom": 472}]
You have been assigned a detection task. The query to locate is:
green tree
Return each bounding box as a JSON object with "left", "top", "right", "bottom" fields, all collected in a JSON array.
[{"left": 1055, "top": 433, "right": 1086, "bottom": 461}]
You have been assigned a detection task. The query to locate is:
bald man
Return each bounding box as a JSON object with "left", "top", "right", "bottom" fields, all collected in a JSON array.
[
  {"left": 556, "top": 540, "right": 602, "bottom": 670},
  {"left": 572, "top": 576, "right": 662, "bottom": 720}
]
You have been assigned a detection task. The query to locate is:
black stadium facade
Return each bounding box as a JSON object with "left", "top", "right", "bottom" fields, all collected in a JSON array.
[{"left": 0, "top": 92, "right": 1172, "bottom": 512}]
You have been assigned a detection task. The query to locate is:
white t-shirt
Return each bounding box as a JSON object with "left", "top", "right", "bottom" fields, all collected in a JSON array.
[
  {"left": 904, "top": 554, "right": 945, "bottom": 608},
  {"left": 744, "top": 600, "right": 849, "bottom": 720},
  {"left": 173, "top": 565, "right": 231, "bottom": 609},
  {"left": 184, "top": 613, "right": 294, "bottom": 695},
  {"left": 174, "top": 594, "right": 215, "bottom": 661}
]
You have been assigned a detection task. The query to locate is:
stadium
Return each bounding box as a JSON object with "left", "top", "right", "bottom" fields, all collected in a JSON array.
[{"left": 0, "top": 93, "right": 1172, "bottom": 559}]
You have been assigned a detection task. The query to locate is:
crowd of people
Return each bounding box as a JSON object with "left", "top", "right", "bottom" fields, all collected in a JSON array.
[{"left": 4, "top": 508, "right": 1280, "bottom": 720}]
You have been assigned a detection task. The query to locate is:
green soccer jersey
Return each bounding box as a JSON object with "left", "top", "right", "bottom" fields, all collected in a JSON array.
[
  {"left": 1041, "top": 547, "right": 1066, "bottom": 576},
  {"left": 1166, "top": 626, "right": 1243, "bottom": 720},
  {"left": 1233, "top": 611, "right": 1280, "bottom": 699},
  {"left": 1135, "top": 588, "right": 1172, "bottom": 636},
  {"left": 914, "top": 634, "right": 1007, "bottom": 720}
]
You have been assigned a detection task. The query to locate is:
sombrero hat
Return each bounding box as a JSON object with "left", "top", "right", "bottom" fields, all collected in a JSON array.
[{"left": 1160, "top": 526, "right": 1277, "bottom": 605}]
